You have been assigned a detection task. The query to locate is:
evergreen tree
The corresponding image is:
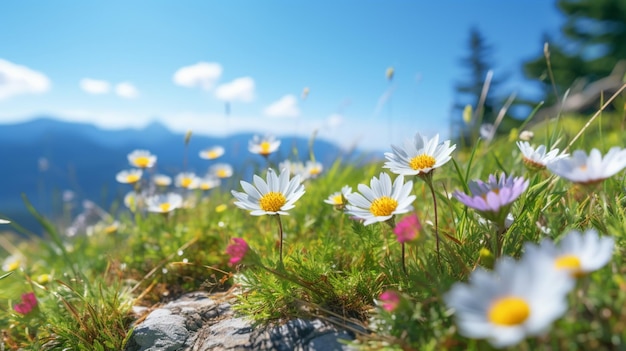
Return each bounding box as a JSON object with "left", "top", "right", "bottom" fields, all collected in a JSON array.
[
  {"left": 453, "top": 26, "right": 507, "bottom": 146},
  {"left": 523, "top": 0, "right": 626, "bottom": 101}
]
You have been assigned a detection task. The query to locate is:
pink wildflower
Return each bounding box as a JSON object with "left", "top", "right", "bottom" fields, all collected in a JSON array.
[
  {"left": 393, "top": 214, "right": 422, "bottom": 243},
  {"left": 226, "top": 238, "right": 249, "bottom": 266},
  {"left": 13, "top": 292, "right": 37, "bottom": 315},
  {"left": 379, "top": 290, "right": 401, "bottom": 312}
]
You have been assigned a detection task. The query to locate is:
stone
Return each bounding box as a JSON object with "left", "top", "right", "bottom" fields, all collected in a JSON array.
[{"left": 124, "top": 291, "right": 358, "bottom": 351}]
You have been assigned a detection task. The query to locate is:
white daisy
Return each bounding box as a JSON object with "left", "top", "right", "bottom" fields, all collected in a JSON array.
[
  {"left": 175, "top": 172, "right": 200, "bottom": 189},
  {"left": 324, "top": 185, "right": 352, "bottom": 207},
  {"left": 115, "top": 169, "right": 143, "bottom": 184},
  {"left": 231, "top": 168, "right": 305, "bottom": 216},
  {"left": 345, "top": 172, "right": 415, "bottom": 225},
  {"left": 124, "top": 191, "right": 145, "bottom": 212},
  {"left": 444, "top": 255, "right": 574, "bottom": 348},
  {"left": 2, "top": 253, "right": 24, "bottom": 271},
  {"left": 304, "top": 160, "right": 323, "bottom": 179},
  {"left": 547, "top": 147, "right": 626, "bottom": 184},
  {"left": 199, "top": 146, "right": 225, "bottom": 160},
  {"left": 279, "top": 160, "right": 306, "bottom": 178},
  {"left": 128, "top": 149, "right": 157, "bottom": 169},
  {"left": 210, "top": 163, "right": 234, "bottom": 179},
  {"left": 198, "top": 175, "right": 221, "bottom": 191},
  {"left": 146, "top": 193, "right": 184, "bottom": 213},
  {"left": 249, "top": 135, "right": 281, "bottom": 157},
  {"left": 523, "top": 228, "right": 614, "bottom": 278},
  {"left": 384, "top": 133, "right": 456, "bottom": 176},
  {"left": 153, "top": 174, "right": 172, "bottom": 187},
  {"left": 517, "top": 142, "right": 569, "bottom": 170}
]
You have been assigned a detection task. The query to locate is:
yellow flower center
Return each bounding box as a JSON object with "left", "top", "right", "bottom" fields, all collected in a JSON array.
[
  {"left": 159, "top": 203, "right": 171, "bottom": 212},
  {"left": 215, "top": 204, "right": 227, "bottom": 213},
  {"left": 217, "top": 169, "right": 229, "bottom": 178},
  {"left": 555, "top": 254, "right": 584, "bottom": 277},
  {"left": 488, "top": 296, "right": 530, "bottom": 326},
  {"left": 259, "top": 192, "right": 287, "bottom": 212},
  {"left": 6, "top": 260, "right": 20, "bottom": 271},
  {"left": 181, "top": 177, "right": 193, "bottom": 188},
  {"left": 309, "top": 167, "right": 322, "bottom": 175},
  {"left": 133, "top": 156, "right": 151, "bottom": 168},
  {"left": 126, "top": 174, "right": 140, "bottom": 183},
  {"left": 205, "top": 150, "right": 219, "bottom": 159},
  {"left": 155, "top": 179, "right": 169, "bottom": 187},
  {"left": 409, "top": 154, "right": 436, "bottom": 171},
  {"left": 260, "top": 141, "right": 272, "bottom": 155},
  {"left": 332, "top": 194, "right": 344, "bottom": 205},
  {"left": 369, "top": 196, "right": 398, "bottom": 217},
  {"left": 37, "top": 274, "right": 50, "bottom": 284},
  {"left": 200, "top": 183, "right": 211, "bottom": 190},
  {"left": 104, "top": 224, "right": 118, "bottom": 234}
]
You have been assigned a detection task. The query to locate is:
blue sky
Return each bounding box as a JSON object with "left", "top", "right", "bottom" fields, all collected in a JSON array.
[{"left": 0, "top": 1, "right": 564, "bottom": 151}]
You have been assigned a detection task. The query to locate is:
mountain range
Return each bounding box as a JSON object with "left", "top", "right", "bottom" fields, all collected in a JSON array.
[{"left": 0, "top": 117, "right": 380, "bottom": 234}]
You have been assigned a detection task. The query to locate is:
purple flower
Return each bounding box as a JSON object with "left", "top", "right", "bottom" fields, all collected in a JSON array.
[
  {"left": 393, "top": 214, "right": 422, "bottom": 243},
  {"left": 453, "top": 173, "right": 528, "bottom": 226},
  {"left": 13, "top": 292, "right": 37, "bottom": 315},
  {"left": 379, "top": 290, "right": 401, "bottom": 312},
  {"left": 226, "top": 238, "right": 249, "bottom": 266}
]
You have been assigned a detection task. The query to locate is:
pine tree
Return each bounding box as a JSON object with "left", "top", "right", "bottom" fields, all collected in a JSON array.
[{"left": 523, "top": 0, "right": 626, "bottom": 101}]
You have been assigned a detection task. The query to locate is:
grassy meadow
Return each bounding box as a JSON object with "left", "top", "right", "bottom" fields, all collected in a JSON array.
[{"left": 1, "top": 107, "right": 626, "bottom": 350}]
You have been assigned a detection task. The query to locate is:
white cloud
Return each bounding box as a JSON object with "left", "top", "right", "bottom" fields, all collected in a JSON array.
[
  {"left": 215, "top": 77, "right": 255, "bottom": 102},
  {"left": 173, "top": 62, "right": 223, "bottom": 90},
  {"left": 0, "top": 59, "right": 50, "bottom": 100},
  {"left": 115, "top": 82, "right": 139, "bottom": 99},
  {"left": 326, "top": 113, "right": 343, "bottom": 129},
  {"left": 263, "top": 94, "right": 300, "bottom": 118},
  {"left": 80, "top": 78, "right": 110, "bottom": 94}
]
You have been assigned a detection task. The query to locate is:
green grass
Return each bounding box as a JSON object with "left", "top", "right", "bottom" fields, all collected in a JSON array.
[{"left": 1, "top": 111, "right": 626, "bottom": 350}]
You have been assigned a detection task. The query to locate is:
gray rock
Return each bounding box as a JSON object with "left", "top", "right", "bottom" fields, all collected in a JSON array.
[{"left": 124, "top": 291, "right": 357, "bottom": 351}]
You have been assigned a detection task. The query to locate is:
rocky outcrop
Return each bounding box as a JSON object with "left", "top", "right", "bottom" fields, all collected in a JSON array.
[{"left": 124, "top": 291, "right": 358, "bottom": 351}]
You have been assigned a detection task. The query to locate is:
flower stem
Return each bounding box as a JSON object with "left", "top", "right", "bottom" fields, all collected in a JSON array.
[
  {"left": 401, "top": 242, "right": 407, "bottom": 274},
  {"left": 275, "top": 215, "right": 284, "bottom": 268},
  {"left": 422, "top": 172, "right": 442, "bottom": 270}
]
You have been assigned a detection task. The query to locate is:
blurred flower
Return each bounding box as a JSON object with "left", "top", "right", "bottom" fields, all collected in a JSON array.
[
  {"left": 547, "top": 147, "right": 626, "bottom": 185},
  {"left": 0, "top": 219, "right": 10, "bottom": 224},
  {"left": 379, "top": 290, "right": 400, "bottom": 312},
  {"left": 324, "top": 185, "right": 352, "bottom": 209},
  {"left": 304, "top": 160, "right": 323, "bottom": 179},
  {"left": 453, "top": 173, "right": 528, "bottom": 226},
  {"left": 124, "top": 191, "right": 145, "bottom": 212},
  {"left": 199, "top": 146, "right": 225, "bottom": 160},
  {"left": 146, "top": 193, "right": 183, "bottom": 213},
  {"left": 2, "top": 253, "right": 24, "bottom": 271},
  {"left": 128, "top": 149, "right": 157, "bottom": 168},
  {"left": 519, "top": 130, "right": 534, "bottom": 141},
  {"left": 384, "top": 133, "right": 456, "bottom": 176},
  {"left": 226, "top": 238, "right": 249, "bottom": 266},
  {"left": 523, "top": 229, "right": 614, "bottom": 278},
  {"left": 115, "top": 169, "right": 143, "bottom": 184},
  {"left": 462, "top": 105, "right": 472, "bottom": 125},
  {"left": 444, "top": 256, "right": 573, "bottom": 348},
  {"left": 393, "top": 214, "right": 421, "bottom": 243},
  {"left": 13, "top": 292, "right": 38, "bottom": 315},
  {"left": 153, "top": 174, "right": 172, "bottom": 187},
  {"left": 215, "top": 204, "right": 228, "bottom": 213},
  {"left": 175, "top": 172, "right": 200, "bottom": 189},
  {"left": 386, "top": 66, "right": 394, "bottom": 81},
  {"left": 38, "top": 157, "right": 49, "bottom": 172},
  {"left": 249, "top": 135, "right": 281, "bottom": 157},
  {"left": 480, "top": 123, "right": 494, "bottom": 141},
  {"left": 199, "top": 175, "right": 221, "bottom": 191},
  {"left": 517, "top": 142, "right": 568, "bottom": 171},
  {"left": 62, "top": 190, "right": 75, "bottom": 202},
  {"left": 36, "top": 273, "right": 51, "bottom": 285},
  {"left": 345, "top": 172, "right": 415, "bottom": 226},
  {"left": 210, "top": 163, "right": 234, "bottom": 179},
  {"left": 279, "top": 160, "right": 306, "bottom": 178},
  {"left": 232, "top": 168, "right": 305, "bottom": 216}
]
